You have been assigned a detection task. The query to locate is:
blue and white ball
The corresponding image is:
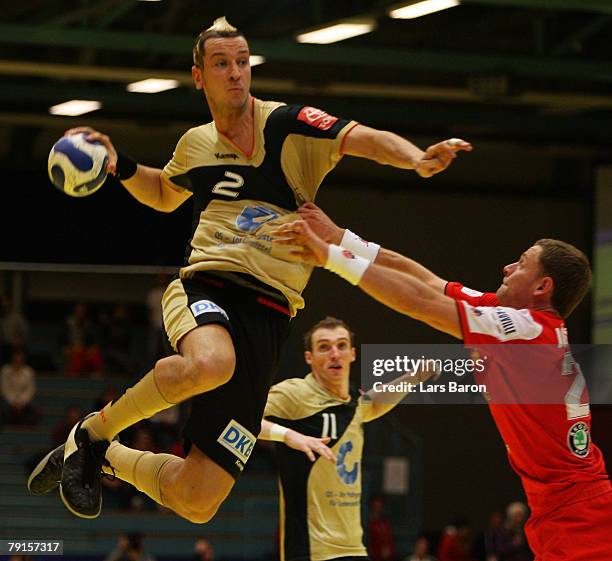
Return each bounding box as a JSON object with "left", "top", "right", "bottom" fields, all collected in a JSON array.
[{"left": 48, "top": 133, "right": 109, "bottom": 197}]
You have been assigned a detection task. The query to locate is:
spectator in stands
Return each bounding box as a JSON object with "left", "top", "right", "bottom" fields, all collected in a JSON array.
[
  {"left": 473, "top": 510, "right": 505, "bottom": 561},
  {"left": 368, "top": 496, "right": 398, "bottom": 561},
  {"left": 0, "top": 295, "right": 29, "bottom": 363},
  {"left": 494, "top": 503, "right": 533, "bottom": 561},
  {"left": 101, "top": 303, "right": 134, "bottom": 375},
  {"left": 0, "top": 348, "right": 39, "bottom": 426},
  {"left": 438, "top": 519, "right": 476, "bottom": 561},
  {"left": 104, "top": 531, "right": 156, "bottom": 561},
  {"left": 406, "top": 537, "right": 439, "bottom": 561},
  {"left": 52, "top": 404, "right": 84, "bottom": 447},
  {"left": 192, "top": 538, "right": 215, "bottom": 561},
  {"left": 62, "top": 302, "right": 103, "bottom": 376}
]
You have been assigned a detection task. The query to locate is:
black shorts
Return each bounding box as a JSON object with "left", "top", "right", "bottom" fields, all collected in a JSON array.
[{"left": 167, "top": 273, "right": 291, "bottom": 479}]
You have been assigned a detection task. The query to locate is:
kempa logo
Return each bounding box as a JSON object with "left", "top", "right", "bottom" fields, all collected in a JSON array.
[
  {"left": 217, "top": 420, "right": 256, "bottom": 466},
  {"left": 190, "top": 300, "right": 228, "bottom": 320},
  {"left": 567, "top": 421, "right": 590, "bottom": 457},
  {"left": 215, "top": 152, "right": 238, "bottom": 159}
]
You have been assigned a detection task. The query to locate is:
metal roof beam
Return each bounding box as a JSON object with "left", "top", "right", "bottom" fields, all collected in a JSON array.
[
  {"left": 1, "top": 24, "right": 612, "bottom": 85},
  {"left": 463, "top": 0, "right": 612, "bottom": 14}
]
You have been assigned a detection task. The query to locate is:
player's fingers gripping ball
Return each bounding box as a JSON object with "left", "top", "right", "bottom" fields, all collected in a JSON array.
[{"left": 48, "top": 133, "right": 109, "bottom": 197}]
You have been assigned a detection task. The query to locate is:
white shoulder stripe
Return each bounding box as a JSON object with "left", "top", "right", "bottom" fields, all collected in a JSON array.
[{"left": 463, "top": 303, "right": 543, "bottom": 341}]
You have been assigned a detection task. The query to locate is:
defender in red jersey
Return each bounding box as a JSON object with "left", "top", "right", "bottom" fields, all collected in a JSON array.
[{"left": 274, "top": 204, "right": 612, "bottom": 561}]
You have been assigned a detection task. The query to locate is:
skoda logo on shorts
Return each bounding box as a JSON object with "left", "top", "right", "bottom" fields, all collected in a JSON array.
[
  {"left": 567, "top": 421, "right": 590, "bottom": 457},
  {"left": 336, "top": 440, "right": 359, "bottom": 485},
  {"left": 236, "top": 205, "right": 279, "bottom": 233}
]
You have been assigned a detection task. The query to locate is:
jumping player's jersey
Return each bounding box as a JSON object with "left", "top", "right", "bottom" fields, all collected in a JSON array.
[
  {"left": 162, "top": 98, "right": 357, "bottom": 316},
  {"left": 264, "top": 374, "right": 369, "bottom": 561},
  {"left": 446, "top": 282, "right": 611, "bottom": 515}
]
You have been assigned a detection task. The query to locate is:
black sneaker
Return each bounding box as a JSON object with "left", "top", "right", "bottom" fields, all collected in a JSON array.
[
  {"left": 27, "top": 444, "right": 65, "bottom": 495},
  {"left": 59, "top": 417, "right": 111, "bottom": 519}
]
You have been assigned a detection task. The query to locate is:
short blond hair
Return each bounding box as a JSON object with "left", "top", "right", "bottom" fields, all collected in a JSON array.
[{"left": 192, "top": 17, "right": 245, "bottom": 68}]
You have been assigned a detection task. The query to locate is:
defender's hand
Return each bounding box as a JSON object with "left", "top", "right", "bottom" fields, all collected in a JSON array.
[
  {"left": 272, "top": 220, "right": 329, "bottom": 266},
  {"left": 298, "top": 202, "right": 344, "bottom": 245}
]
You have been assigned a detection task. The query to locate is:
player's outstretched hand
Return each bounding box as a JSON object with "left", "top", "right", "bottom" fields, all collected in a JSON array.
[
  {"left": 64, "top": 126, "right": 118, "bottom": 175},
  {"left": 284, "top": 430, "right": 336, "bottom": 463},
  {"left": 415, "top": 138, "right": 472, "bottom": 178},
  {"left": 298, "top": 202, "right": 344, "bottom": 244},
  {"left": 271, "top": 220, "right": 329, "bottom": 266}
]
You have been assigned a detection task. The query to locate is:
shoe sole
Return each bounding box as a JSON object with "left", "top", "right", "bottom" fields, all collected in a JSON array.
[
  {"left": 59, "top": 418, "right": 102, "bottom": 519},
  {"left": 27, "top": 447, "right": 61, "bottom": 495}
]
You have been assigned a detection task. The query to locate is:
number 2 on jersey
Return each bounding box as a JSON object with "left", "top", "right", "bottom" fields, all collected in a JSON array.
[
  {"left": 321, "top": 412, "right": 338, "bottom": 439},
  {"left": 212, "top": 171, "right": 244, "bottom": 198},
  {"left": 557, "top": 327, "right": 589, "bottom": 420}
]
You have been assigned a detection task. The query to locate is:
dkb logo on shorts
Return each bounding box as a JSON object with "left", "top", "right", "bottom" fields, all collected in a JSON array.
[
  {"left": 190, "top": 300, "right": 228, "bottom": 320},
  {"left": 336, "top": 440, "right": 359, "bottom": 485},
  {"left": 217, "top": 420, "right": 256, "bottom": 465}
]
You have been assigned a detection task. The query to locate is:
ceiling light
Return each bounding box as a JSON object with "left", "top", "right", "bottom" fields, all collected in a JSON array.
[
  {"left": 296, "top": 20, "right": 376, "bottom": 44},
  {"left": 49, "top": 100, "right": 101, "bottom": 116},
  {"left": 389, "top": 0, "right": 460, "bottom": 19},
  {"left": 127, "top": 78, "right": 179, "bottom": 93},
  {"left": 249, "top": 55, "right": 266, "bottom": 67}
]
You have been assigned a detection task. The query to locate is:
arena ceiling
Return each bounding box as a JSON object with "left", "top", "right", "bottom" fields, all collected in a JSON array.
[{"left": 1, "top": 0, "right": 612, "bottom": 169}]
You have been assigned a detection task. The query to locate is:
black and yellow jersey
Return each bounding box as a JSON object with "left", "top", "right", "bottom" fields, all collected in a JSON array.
[
  {"left": 264, "top": 374, "right": 369, "bottom": 561},
  {"left": 161, "top": 98, "right": 357, "bottom": 316}
]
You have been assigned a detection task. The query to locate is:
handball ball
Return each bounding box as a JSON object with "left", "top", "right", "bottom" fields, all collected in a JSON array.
[{"left": 48, "top": 133, "right": 109, "bottom": 197}]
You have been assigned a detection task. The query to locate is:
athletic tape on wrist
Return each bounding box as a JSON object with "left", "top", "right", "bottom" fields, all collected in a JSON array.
[
  {"left": 325, "top": 244, "right": 371, "bottom": 285},
  {"left": 268, "top": 423, "right": 289, "bottom": 442},
  {"left": 341, "top": 229, "right": 381, "bottom": 261},
  {"left": 115, "top": 151, "right": 138, "bottom": 181}
]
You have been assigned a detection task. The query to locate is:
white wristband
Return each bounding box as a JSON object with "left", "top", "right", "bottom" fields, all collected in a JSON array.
[
  {"left": 268, "top": 423, "right": 289, "bottom": 442},
  {"left": 341, "top": 229, "right": 380, "bottom": 261},
  {"left": 325, "top": 244, "right": 371, "bottom": 285}
]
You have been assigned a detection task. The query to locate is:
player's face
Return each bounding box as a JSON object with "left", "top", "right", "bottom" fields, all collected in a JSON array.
[
  {"left": 305, "top": 327, "right": 356, "bottom": 389},
  {"left": 496, "top": 245, "right": 549, "bottom": 308},
  {"left": 192, "top": 36, "right": 251, "bottom": 112}
]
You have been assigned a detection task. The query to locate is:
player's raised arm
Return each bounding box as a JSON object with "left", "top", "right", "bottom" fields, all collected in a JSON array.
[
  {"left": 273, "top": 220, "right": 461, "bottom": 339},
  {"left": 341, "top": 125, "right": 472, "bottom": 178},
  {"left": 297, "top": 202, "right": 447, "bottom": 293},
  {"left": 362, "top": 367, "right": 437, "bottom": 422},
  {"left": 65, "top": 126, "right": 190, "bottom": 213}
]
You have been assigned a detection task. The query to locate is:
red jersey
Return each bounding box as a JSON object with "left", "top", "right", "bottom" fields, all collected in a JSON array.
[{"left": 446, "top": 282, "right": 610, "bottom": 516}]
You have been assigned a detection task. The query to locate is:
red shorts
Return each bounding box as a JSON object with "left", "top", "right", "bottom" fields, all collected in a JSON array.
[{"left": 525, "top": 490, "right": 612, "bottom": 560}]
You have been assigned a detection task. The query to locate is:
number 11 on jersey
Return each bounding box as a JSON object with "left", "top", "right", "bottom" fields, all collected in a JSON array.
[{"left": 322, "top": 413, "right": 337, "bottom": 439}]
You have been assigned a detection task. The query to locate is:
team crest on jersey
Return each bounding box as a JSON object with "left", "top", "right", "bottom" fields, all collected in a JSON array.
[
  {"left": 567, "top": 422, "right": 590, "bottom": 457},
  {"left": 217, "top": 420, "right": 256, "bottom": 467},
  {"left": 336, "top": 440, "right": 359, "bottom": 485},
  {"left": 236, "top": 205, "right": 279, "bottom": 233},
  {"left": 297, "top": 107, "right": 339, "bottom": 131}
]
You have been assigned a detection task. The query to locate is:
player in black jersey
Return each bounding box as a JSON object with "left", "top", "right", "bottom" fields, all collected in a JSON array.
[{"left": 28, "top": 17, "right": 470, "bottom": 523}]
